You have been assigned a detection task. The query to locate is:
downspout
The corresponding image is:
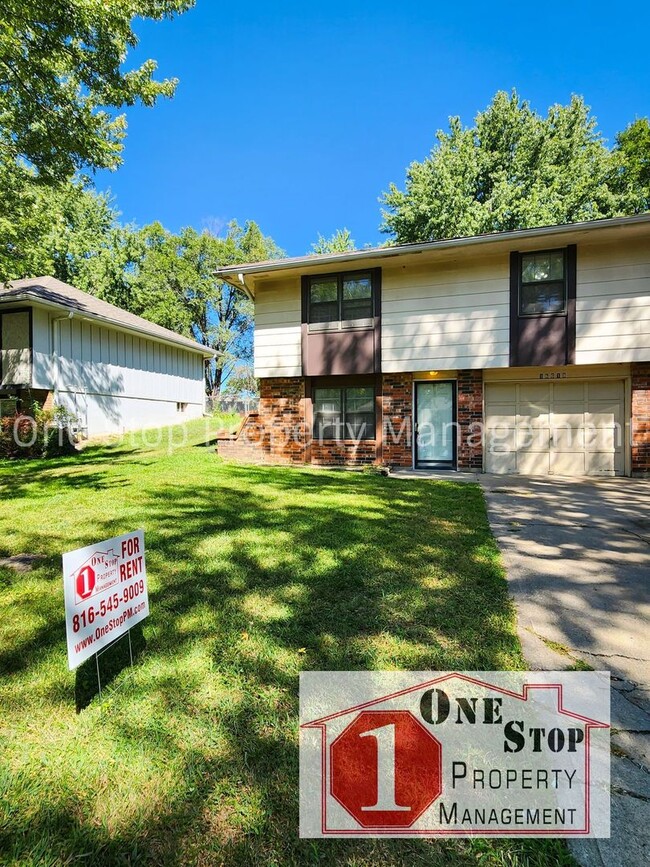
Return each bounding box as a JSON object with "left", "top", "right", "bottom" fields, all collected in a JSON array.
[{"left": 50, "top": 311, "right": 74, "bottom": 405}]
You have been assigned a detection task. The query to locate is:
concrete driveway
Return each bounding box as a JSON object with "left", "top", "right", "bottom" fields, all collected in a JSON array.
[
  {"left": 481, "top": 475, "right": 650, "bottom": 867},
  {"left": 482, "top": 475, "right": 650, "bottom": 710}
]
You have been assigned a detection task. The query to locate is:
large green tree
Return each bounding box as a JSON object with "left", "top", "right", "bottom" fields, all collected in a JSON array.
[
  {"left": 611, "top": 118, "right": 650, "bottom": 214},
  {"left": 0, "top": 0, "right": 193, "bottom": 278},
  {"left": 0, "top": 178, "right": 140, "bottom": 303},
  {"left": 130, "top": 220, "right": 282, "bottom": 395},
  {"left": 0, "top": 0, "right": 193, "bottom": 182},
  {"left": 381, "top": 91, "right": 647, "bottom": 243}
]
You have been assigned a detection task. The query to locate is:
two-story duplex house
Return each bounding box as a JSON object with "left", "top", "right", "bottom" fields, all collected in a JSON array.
[{"left": 216, "top": 214, "right": 650, "bottom": 477}]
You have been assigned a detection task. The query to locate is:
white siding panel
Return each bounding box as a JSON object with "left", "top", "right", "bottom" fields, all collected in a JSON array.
[
  {"left": 381, "top": 258, "right": 510, "bottom": 372},
  {"left": 31, "top": 305, "right": 51, "bottom": 389},
  {"left": 254, "top": 277, "right": 302, "bottom": 377},
  {"left": 576, "top": 238, "right": 650, "bottom": 365},
  {"left": 48, "top": 314, "right": 205, "bottom": 435}
]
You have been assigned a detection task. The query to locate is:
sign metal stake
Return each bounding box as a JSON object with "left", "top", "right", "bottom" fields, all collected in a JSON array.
[{"left": 94, "top": 627, "right": 134, "bottom": 699}]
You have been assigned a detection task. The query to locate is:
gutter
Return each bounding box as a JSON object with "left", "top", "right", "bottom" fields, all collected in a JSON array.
[{"left": 215, "top": 212, "right": 650, "bottom": 282}]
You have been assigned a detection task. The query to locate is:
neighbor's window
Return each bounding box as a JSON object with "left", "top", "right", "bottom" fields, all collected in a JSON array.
[
  {"left": 308, "top": 271, "right": 374, "bottom": 325},
  {"left": 519, "top": 250, "right": 566, "bottom": 315},
  {"left": 313, "top": 386, "right": 375, "bottom": 439}
]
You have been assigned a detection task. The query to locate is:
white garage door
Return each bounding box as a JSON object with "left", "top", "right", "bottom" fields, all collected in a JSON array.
[{"left": 485, "top": 380, "right": 625, "bottom": 476}]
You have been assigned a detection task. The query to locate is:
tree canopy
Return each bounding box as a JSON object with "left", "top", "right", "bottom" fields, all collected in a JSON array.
[
  {"left": 611, "top": 118, "right": 650, "bottom": 214},
  {"left": 1, "top": 177, "right": 282, "bottom": 395},
  {"left": 0, "top": 0, "right": 194, "bottom": 182},
  {"left": 311, "top": 228, "right": 356, "bottom": 253},
  {"left": 381, "top": 91, "right": 649, "bottom": 243},
  {"left": 0, "top": 1, "right": 193, "bottom": 278},
  {"left": 130, "top": 220, "right": 282, "bottom": 395}
]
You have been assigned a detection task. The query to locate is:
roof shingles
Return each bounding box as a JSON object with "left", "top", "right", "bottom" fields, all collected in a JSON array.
[{"left": 1, "top": 277, "right": 213, "bottom": 356}]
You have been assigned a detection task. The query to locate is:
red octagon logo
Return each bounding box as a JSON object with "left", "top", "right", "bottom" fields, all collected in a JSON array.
[
  {"left": 330, "top": 710, "right": 442, "bottom": 828},
  {"left": 75, "top": 565, "right": 96, "bottom": 600}
]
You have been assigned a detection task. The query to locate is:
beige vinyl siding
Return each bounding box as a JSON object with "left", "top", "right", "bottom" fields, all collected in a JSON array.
[
  {"left": 576, "top": 238, "right": 650, "bottom": 365},
  {"left": 253, "top": 277, "right": 302, "bottom": 378},
  {"left": 381, "top": 256, "right": 510, "bottom": 372}
]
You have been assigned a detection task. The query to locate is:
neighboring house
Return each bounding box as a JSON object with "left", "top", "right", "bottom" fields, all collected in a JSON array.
[
  {"left": 0, "top": 277, "right": 214, "bottom": 435},
  {"left": 216, "top": 214, "right": 650, "bottom": 477}
]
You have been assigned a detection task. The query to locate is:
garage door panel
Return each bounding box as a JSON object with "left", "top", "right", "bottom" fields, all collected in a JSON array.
[
  {"left": 517, "top": 450, "right": 551, "bottom": 475},
  {"left": 587, "top": 402, "right": 623, "bottom": 427},
  {"left": 552, "top": 410, "right": 585, "bottom": 427},
  {"left": 588, "top": 381, "right": 623, "bottom": 400},
  {"left": 586, "top": 428, "right": 622, "bottom": 452},
  {"left": 486, "top": 384, "right": 516, "bottom": 404},
  {"left": 518, "top": 383, "right": 550, "bottom": 403},
  {"left": 486, "top": 428, "right": 516, "bottom": 451},
  {"left": 485, "top": 379, "right": 625, "bottom": 476},
  {"left": 552, "top": 382, "right": 585, "bottom": 401},
  {"left": 485, "top": 406, "right": 517, "bottom": 428},
  {"left": 552, "top": 427, "right": 585, "bottom": 450},
  {"left": 517, "top": 410, "right": 550, "bottom": 426},
  {"left": 551, "top": 451, "right": 588, "bottom": 476},
  {"left": 585, "top": 452, "right": 619, "bottom": 476},
  {"left": 488, "top": 451, "right": 517, "bottom": 474},
  {"left": 516, "top": 427, "right": 550, "bottom": 451}
]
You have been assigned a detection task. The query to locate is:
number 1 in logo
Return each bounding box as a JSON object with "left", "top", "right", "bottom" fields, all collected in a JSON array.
[{"left": 360, "top": 723, "right": 411, "bottom": 812}]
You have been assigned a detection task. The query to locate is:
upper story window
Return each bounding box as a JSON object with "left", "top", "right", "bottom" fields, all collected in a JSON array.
[
  {"left": 0, "top": 308, "right": 32, "bottom": 386},
  {"left": 307, "top": 270, "right": 374, "bottom": 328},
  {"left": 519, "top": 250, "right": 567, "bottom": 316}
]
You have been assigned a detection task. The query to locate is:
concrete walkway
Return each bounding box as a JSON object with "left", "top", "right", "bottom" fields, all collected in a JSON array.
[{"left": 481, "top": 475, "right": 650, "bottom": 867}]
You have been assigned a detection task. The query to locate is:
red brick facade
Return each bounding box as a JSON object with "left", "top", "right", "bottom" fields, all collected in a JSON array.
[
  {"left": 631, "top": 362, "right": 650, "bottom": 476},
  {"left": 382, "top": 374, "right": 413, "bottom": 467},
  {"left": 217, "top": 372, "right": 486, "bottom": 470},
  {"left": 218, "top": 366, "right": 649, "bottom": 476},
  {"left": 217, "top": 375, "right": 414, "bottom": 468},
  {"left": 456, "top": 370, "right": 483, "bottom": 471},
  {"left": 311, "top": 440, "right": 377, "bottom": 465},
  {"left": 216, "top": 377, "right": 306, "bottom": 465}
]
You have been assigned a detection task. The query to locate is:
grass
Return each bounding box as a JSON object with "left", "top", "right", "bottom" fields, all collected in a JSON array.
[
  {"left": 0, "top": 419, "right": 575, "bottom": 866},
  {"left": 211, "top": 410, "right": 244, "bottom": 434}
]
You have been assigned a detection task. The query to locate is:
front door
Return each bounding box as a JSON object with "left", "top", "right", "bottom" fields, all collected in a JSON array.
[{"left": 415, "top": 381, "right": 456, "bottom": 469}]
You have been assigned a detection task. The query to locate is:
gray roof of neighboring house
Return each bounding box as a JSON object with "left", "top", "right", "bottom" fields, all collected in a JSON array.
[{"left": 1, "top": 276, "right": 215, "bottom": 356}]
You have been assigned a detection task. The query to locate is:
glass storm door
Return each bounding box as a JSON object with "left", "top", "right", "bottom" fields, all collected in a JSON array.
[{"left": 415, "top": 381, "right": 456, "bottom": 468}]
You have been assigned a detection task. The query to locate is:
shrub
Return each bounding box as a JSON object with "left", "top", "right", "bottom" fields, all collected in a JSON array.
[{"left": 0, "top": 404, "right": 78, "bottom": 459}]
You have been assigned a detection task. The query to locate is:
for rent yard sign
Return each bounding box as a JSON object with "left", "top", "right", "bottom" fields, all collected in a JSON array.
[{"left": 62, "top": 530, "right": 149, "bottom": 669}]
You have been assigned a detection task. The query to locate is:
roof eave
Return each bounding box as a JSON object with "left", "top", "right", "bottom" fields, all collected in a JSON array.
[
  {"left": 215, "top": 213, "right": 650, "bottom": 282},
  {"left": 0, "top": 290, "right": 216, "bottom": 358}
]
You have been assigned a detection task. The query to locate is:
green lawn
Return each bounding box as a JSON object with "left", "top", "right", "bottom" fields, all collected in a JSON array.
[{"left": 0, "top": 420, "right": 574, "bottom": 866}]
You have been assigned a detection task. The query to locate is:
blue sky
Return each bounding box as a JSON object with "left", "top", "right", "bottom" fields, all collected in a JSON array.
[{"left": 96, "top": 0, "right": 650, "bottom": 257}]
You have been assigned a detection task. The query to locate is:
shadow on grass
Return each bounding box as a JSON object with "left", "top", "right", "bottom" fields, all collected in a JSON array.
[
  {"left": 0, "top": 446, "right": 139, "bottom": 500},
  {"left": 0, "top": 459, "right": 576, "bottom": 866},
  {"left": 75, "top": 624, "right": 147, "bottom": 712}
]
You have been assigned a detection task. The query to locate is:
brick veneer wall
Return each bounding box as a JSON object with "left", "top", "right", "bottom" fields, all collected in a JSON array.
[
  {"left": 631, "top": 362, "right": 650, "bottom": 476},
  {"left": 311, "top": 440, "right": 377, "bottom": 466},
  {"left": 216, "top": 377, "right": 306, "bottom": 464},
  {"left": 456, "top": 370, "right": 483, "bottom": 471},
  {"left": 215, "top": 412, "right": 268, "bottom": 463},
  {"left": 218, "top": 372, "right": 486, "bottom": 471},
  {"left": 259, "top": 377, "right": 307, "bottom": 463},
  {"left": 382, "top": 373, "right": 413, "bottom": 467}
]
